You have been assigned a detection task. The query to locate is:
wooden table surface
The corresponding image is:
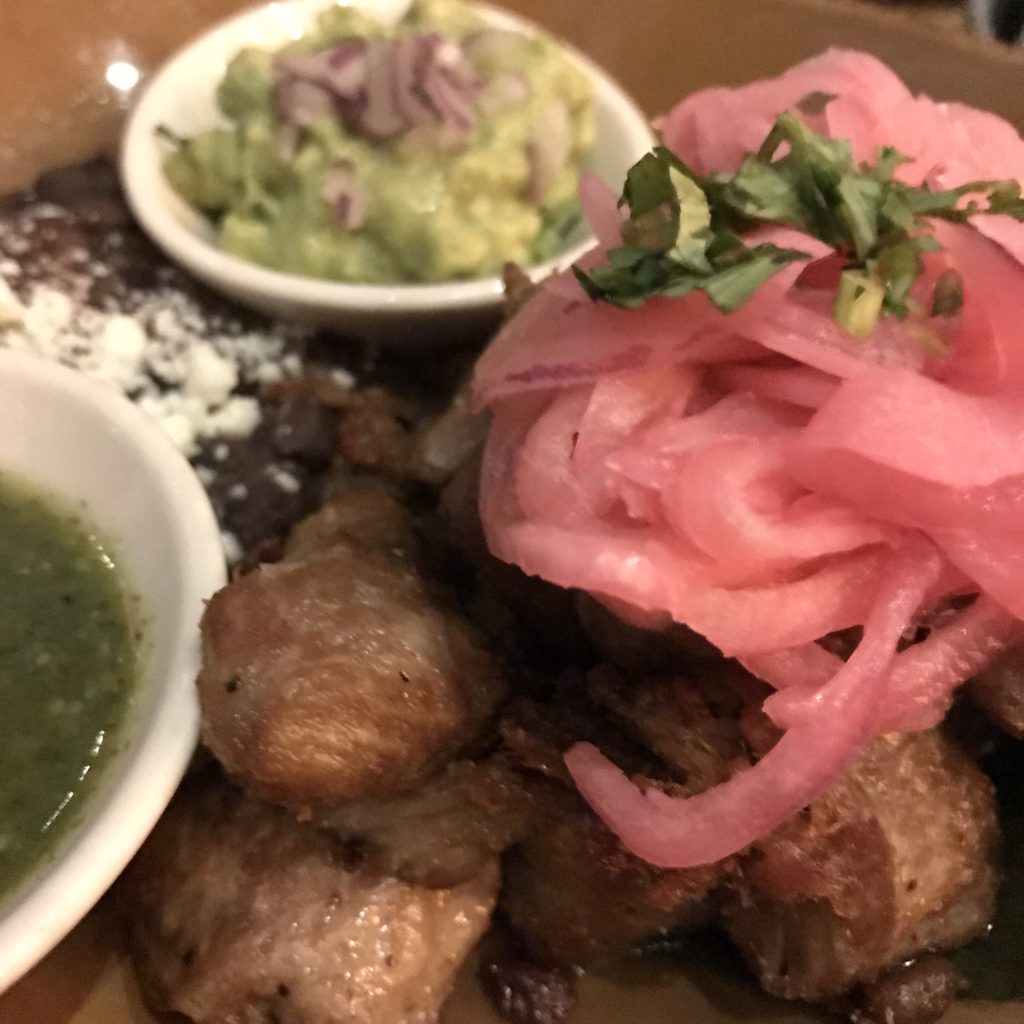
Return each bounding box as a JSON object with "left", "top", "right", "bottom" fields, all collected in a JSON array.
[{"left": 0, "top": 0, "right": 1021, "bottom": 194}]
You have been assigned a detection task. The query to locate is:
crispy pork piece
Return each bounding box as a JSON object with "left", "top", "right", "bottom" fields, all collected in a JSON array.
[
  {"left": 438, "top": 450, "right": 489, "bottom": 560},
  {"left": 435, "top": 452, "right": 592, "bottom": 666},
  {"left": 969, "top": 646, "right": 1024, "bottom": 738},
  {"left": 501, "top": 262, "right": 538, "bottom": 319},
  {"left": 853, "top": 953, "right": 963, "bottom": 1024},
  {"left": 575, "top": 594, "right": 720, "bottom": 675},
  {"left": 498, "top": 673, "right": 743, "bottom": 965},
  {"left": 501, "top": 794, "right": 720, "bottom": 965},
  {"left": 410, "top": 385, "right": 488, "bottom": 488},
  {"left": 575, "top": 668, "right": 999, "bottom": 1001},
  {"left": 320, "top": 757, "right": 542, "bottom": 888},
  {"left": 282, "top": 484, "right": 416, "bottom": 561},
  {"left": 198, "top": 520, "right": 505, "bottom": 808},
  {"left": 121, "top": 772, "right": 497, "bottom": 1024},
  {"left": 478, "top": 956, "right": 576, "bottom": 1024},
  {"left": 335, "top": 385, "right": 421, "bottom": 477},
  {"left": 724, "top": 728, "right": 999, "bottom": 1001},
  {"left": 499, "top": 681, "right": 673, "bottom": 793},
  {"left": 585, "top": 664, "right": 758, "bottom": 790}
]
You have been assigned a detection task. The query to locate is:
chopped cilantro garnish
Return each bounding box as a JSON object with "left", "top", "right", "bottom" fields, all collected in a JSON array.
[
  {"left": 575, "top": 104, "right": 1024, "bottom": 338},
  {"left": 833, "top": 269, "right": 885, "bottom": 339},
  {"left": 573, "top": 149, "right": 809, "bottom": 312}
]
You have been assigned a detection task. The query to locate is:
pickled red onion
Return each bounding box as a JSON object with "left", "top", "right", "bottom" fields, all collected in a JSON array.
[
  {"left": 565, "top": 541, "right": 941, "bottom": 868},
  {"left": 472, "top": 48, "right": 1024, "bottom": 868}
]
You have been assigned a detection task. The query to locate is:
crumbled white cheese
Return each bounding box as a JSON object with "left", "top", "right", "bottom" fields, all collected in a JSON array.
[
  {"left": 0, "top": 278, "right": 26, "bottom": 325},
  {"left": 0, "top": 198, "right": 328, "bottom": 566},
  {"left": 185, "top": 342, "right": 238, "bottom": 406},
  {"left": 21, "top": 286, "right": 73, "bottom": 338},
  {"left": 255, "top": 360, "right": 285, "bottom": 386},
  {"left": 155, "top": 410, "right": 197, "bottom": 453},
  {"left": 0, "top": 275, "right": 302, "bottom": 456},
  {"left": 95, "top": 314, "right": 146, "bottom": 389},
  {"left": 220, "top": 531, "right": 243, "bottom": 565},
  {"left": 330, "top": 366, "right": 357, "bottom": 390},
  {"left": 266, "top": 464, "right": 301, "bottom": 494},
  {"left": 0, "top": 197, "right": 309, "bottom": 456},
  {"left": 205, "top": 395, "right": 262, "bottom": 439}
]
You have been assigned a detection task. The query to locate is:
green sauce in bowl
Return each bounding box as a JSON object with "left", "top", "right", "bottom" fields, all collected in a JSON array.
[{"left": 0, "top": 471, "right": 137, "bottom": 897}]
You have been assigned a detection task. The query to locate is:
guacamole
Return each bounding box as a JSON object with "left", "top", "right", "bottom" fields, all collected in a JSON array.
[
  {"left": 0, "top": 472, "right": 138, "bottom": 898},
  {"left": 163, "top": 0, "right": 595, "bottom": 284}
]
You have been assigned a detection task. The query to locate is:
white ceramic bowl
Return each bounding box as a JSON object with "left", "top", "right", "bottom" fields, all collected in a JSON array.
[
  {"left": 0, "top": 350, "right": 225, "bottom": 992},
  {"left": 120, "top": 0, "right": 655, "bottom": 344}
]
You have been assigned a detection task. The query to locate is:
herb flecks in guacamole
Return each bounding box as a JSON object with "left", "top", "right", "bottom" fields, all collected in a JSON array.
[
  {"left": 0, "top": 473, "right": 138, "bottom": 898},
  {"left": 163, "top": 0, "right": 595, "bottom": 284}
]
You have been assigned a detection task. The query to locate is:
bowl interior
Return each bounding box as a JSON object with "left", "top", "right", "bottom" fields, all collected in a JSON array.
[
  {"left": 121, "top": 0, "right": 655, "bottom": 330},
  {"left": 0, "top": 352, "right": 224, "bottom": 992}
]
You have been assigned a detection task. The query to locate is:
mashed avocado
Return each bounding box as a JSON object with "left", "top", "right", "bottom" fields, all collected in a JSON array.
[{"left": 164, "top": 0, "right": 594, "bottom": 283}]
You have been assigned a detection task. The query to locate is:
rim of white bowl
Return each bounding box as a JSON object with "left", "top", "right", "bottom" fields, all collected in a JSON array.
[
  {"left": 121, "top": 0, "right": 655, "bottom": 315},
  {"left": 0, "top": 350, "right": 225, "bottom": 993}
]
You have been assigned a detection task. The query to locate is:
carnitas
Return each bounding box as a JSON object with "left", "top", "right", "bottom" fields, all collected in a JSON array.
[{"left": 121, "top": 470, "right": 1002, "bottom": 1024}]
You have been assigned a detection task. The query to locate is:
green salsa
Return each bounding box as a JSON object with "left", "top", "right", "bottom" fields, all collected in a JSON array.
[
  {"left": 0, "top": 472, "right": 138, "bottom": 898},
  {"left": 163, "top": 0, "right": 594, "bottom": 284}
]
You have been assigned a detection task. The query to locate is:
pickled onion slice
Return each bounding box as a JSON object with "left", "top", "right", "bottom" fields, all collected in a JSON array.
[{"left": 565, "top": 542, "right": 940, "bottom": 868}]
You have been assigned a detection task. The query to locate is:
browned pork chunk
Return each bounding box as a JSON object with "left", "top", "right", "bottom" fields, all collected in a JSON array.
[
  {"left": 121, "top": 772, "right": 498, "bottom": 1024},
  {"left": 282, "top": 484, "right": 417, "bottom": 561},
  {"left": 497, "top": 671, "right": 747, "bottom": 965},
  {"left": 334, "top": 385, "right": 422, "bottom": 478},
  {"left": 574, "top": 594, "right": 721, "bottom": 676},
  {"left": 502, "top": 794, "right": 720, "bottom": 966},
  {"left": 723, "top": 728, "right": 999, "bottom": 1002},
  {"left": 198, "top": 499, "right": 505, "bottom": 809},
  {"left": 970, "top": 645, "right": 1024, "bottom": 738},
  {"left": 585, "top": 664, "right": 758, "bottom": 791},
  {"left": 320, "top": 757, "right": 542, "bottom": 888},
  {"left": 854, "top": 953, "right": 963, "bottom": 1024},
  {"left": 479, "top": 958, "right": 577, "bottom": 1024}
]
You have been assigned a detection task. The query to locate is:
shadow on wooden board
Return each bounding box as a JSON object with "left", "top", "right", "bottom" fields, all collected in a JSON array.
[{"left": 1, "top": 899, "right": 1022, "bottom": 1024}]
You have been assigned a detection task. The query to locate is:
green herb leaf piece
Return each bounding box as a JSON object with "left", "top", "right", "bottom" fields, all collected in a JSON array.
[
  {"left": 620, "top": 152, "right": 674, "bottom": 218},
  {"left": 702, "top": 245, "right": 811, "bottom": 311},
  {"left": 661, "top": 168, "right": 710, "bottom": 273},
  {"left": 717, "top": 157, "right": 804, "bottom": 224},
  {"left": 835, "top": 269, "right": 885, "bottom": 338},
  {"left": 573, "top": 107, "right": 1024, "bottom": 334},
  {"left": 836, "top": 174, "right": 883, "bottom": 259}
]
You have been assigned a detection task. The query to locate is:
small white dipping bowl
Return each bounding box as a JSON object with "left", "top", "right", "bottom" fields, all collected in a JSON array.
[
  {"left": 0, "top": 350, "right": 225, "bottom": 992},
  {"left": 121, "top": 0, "right": 655, "bottom": 344}
]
